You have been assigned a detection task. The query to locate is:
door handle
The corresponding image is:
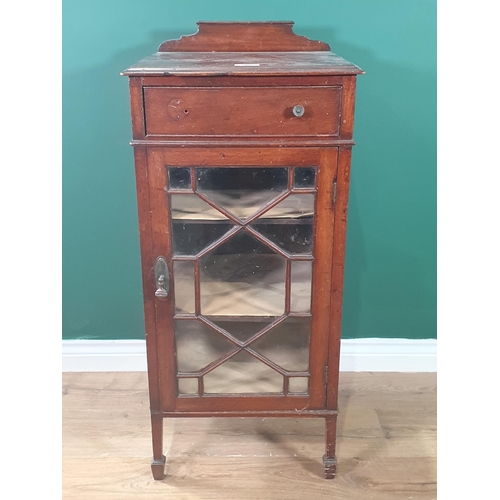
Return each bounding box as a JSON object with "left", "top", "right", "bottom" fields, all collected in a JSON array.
[{"left": 154, "top": 256, "right": 170, "bottom": 298}]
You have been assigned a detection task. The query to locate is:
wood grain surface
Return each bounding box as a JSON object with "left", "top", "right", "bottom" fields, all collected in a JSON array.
[
  {"left": 62, "top": 372, "right": 436, "bottom": 499},
  {"left": 157, "top": 21, "right": 330, "bottom": 53},
  {"left": 143, "top": 86, "right": 341, "bottom": 137}
]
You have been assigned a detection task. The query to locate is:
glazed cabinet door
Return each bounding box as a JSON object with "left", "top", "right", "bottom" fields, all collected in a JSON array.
[{"left": 142, "top": 147, "right": 338, "bottom": 413}]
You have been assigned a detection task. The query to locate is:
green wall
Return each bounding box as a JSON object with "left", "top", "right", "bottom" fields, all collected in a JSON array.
[{"left": 63, "top": 0, "right": 436, "bottom": 340}]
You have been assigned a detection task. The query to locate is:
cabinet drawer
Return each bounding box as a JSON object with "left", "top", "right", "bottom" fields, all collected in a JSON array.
[{"left": 143, "top": 86, "right": 341, "bottom": 137}]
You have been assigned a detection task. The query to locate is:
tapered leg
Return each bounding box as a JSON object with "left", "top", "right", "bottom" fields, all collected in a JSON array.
[
  {"left": 323, "top": 415, "right": 337, "bottom": 479},
  {"left": 150, "top": 414, "right": 166, "bottom": 480}
]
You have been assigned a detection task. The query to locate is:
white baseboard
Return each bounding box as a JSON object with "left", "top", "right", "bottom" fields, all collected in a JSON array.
[
  {"left": 339, "top": 338, "right": 436, "bottom": 372},
  {"left": 62, "top": 338, "right": 436, "bottom": 372}
]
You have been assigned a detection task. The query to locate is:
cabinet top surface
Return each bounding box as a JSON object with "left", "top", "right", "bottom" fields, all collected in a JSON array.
[{"left": 122, "top": 22, "right": 363, "bottom": 77}]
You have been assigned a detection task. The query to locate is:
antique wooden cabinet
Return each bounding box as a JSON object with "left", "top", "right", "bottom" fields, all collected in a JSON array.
[{"left": 122, "top": 21, "right": 363, "bottom": 480}]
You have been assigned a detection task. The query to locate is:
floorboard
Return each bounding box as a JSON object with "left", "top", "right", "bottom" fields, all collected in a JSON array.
[{"left": 62, "top": 372, "right": 436, "bottom": 500}]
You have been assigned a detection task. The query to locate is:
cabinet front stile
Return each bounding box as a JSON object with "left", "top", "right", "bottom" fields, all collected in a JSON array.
[{"left": 146, "top": 147, "right": 177, "bottom": 410}]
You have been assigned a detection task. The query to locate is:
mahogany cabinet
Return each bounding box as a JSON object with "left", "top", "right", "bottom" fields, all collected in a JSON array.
[{"left": 122, "top": 21, "right": 363, "bottom": 480}]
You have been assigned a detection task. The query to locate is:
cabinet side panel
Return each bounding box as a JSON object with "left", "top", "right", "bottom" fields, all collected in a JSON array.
[
  {"left": 339, "top": 77, "right": 357, "bottom": 140},
  {"left": 309, "top": 148, "right": 338, "bottom": 408},
  {"left": 129, "top": 77, "right": 146, "bottom": 139},
  {"left": 134, "top": 147, "right": 160, "bottom": 411},
  {"left": 327, "top": 147, "right": 353, "bottom": 409}
]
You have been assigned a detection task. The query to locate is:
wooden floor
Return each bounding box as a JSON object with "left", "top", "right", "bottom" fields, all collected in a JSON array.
[{"left": 62, "top": 372, "right": 436, "bottom": 499}]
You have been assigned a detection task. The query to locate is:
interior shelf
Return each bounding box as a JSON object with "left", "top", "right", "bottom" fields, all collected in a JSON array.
[
  {"left": 171, "top": 191, "right": 314, "bottom": 221},
  {"left": 173, "top": 257, "right": 312, "bottom": 316}
]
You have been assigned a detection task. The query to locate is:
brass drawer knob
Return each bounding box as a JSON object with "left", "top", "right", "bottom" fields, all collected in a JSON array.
[{"left": 293, "top": 105, "right": 305, "bottom": 117}]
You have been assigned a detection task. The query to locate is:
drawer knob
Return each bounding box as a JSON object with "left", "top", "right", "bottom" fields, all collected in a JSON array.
[{"left": 293, "top": 105, "right": 305, "bottom": 117}]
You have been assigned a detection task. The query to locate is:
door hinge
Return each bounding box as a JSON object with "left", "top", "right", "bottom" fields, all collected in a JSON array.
[
  {"left": 324, "top": 365, "right": 329, "bottom": 382},
  {"left": 332, "top": 180, "right": 337, "bottom": 205}
]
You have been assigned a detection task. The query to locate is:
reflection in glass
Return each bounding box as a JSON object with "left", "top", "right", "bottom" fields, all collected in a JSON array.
[
  {"left": 196, "top": 167, "right": 288, "bottom": 220},
  {"left": 168, "top": 165, "right": 318, "bottom": 397},
  {"left": 173, "top": 261, "right": 195, "bottom": 314},
  {"left": 288, "top": 377, "right": 309, "bottom": 393},
  {"left": 250, "top": 194, "right": 314, "bottom": 254},
  {"left": 175, "top": 320, "right": 237, "bottom": 373},
  {"left": 290, "top": 261, "right": 312, "bottom": 313},
  {"left": 203, "top": 350, "right": 283, "bottom": 394},
  {"left": 205, "top": 317, "right": 277, "bottom": 343},
  {"left": 251, "top": 317, "right": 310, "bottom": 372},
  {"left": 170, "top": 194, "right": 235, "bottom": 256},
  {"left": 199, "top": 231, "right": 286, "bottom": 316},
  {"left": 293, "top": 167, "right": 316, "bottom": 189},
  {"left": 250, "top": 221, "right": 313, "bottom": 255},
  {"left": 256, "top": 193, "right": 315, "bottom": 220},
  {"left": 168, "top": 167, "right": 191, "bottom": 190},
  {"left": 170, "top": 194, "right": 226, "bottom": 220},
  {"left": 178, "top": 378, "right": 198, "bottom": 395},
  {"left": 172, "top": 220, "right": 234, "bottom": 256}
]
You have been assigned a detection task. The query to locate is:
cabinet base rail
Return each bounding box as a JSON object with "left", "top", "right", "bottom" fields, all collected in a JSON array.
[{"left": 153, "top": 409, "right": 338, "bottom": 418}]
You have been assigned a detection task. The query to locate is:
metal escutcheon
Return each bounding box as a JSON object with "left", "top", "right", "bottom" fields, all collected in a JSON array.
[
  {"left": 154, "top": 256, "right": 170, "bottom": 298},
  {"left": 293, "top": 105, "right": 305, "bottom": 117}
]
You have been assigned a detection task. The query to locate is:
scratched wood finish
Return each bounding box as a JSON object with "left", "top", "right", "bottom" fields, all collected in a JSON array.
[
  {"left": 62, "top": 372, "right": 437, "bottom": 500},
  {"left": 122, "top": 52, "right": 363, "bottom": 77},
  {"left": 122, "top": 23, "right": 363, "bottom": 78},
  {"left": 123, "top": 22, "right": 363, "bottom": 480}
]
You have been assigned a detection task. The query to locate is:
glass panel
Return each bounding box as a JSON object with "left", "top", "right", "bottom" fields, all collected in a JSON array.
[
  {"left": 290, "top": 261, "right": 312, "bottom": 313},
  {"left": 293, "top": 167, "right": 316, "bottom": 189},
  {"left": 250, "top": 317, "right": 311, "bottom": 372},
  {"left": 250, "top": 194, "right": 314, "bottom": 254},
  {"left": 178, "top": 378, "right": 198, "bottom": 395},
  {"left": 168, "top": 167, "right": 191, "bottom": 190},
  {"left": 205, "top": 317, "right": 278, "bottom": 343},
  {"left": 250, "top": 221, "right": 313, "bottom": 255},
  {"left": 169, "top": 165, "right": 318, "bottom": 398},
  {"left": 172, "top": 220, "right": 234, "bottom": 256},
  {"left": 175, "top": 319, "right": 237, "bottom": 373},
  {"left": 171, "top": 193, "right": 226, "bottom": 220},
  {"left": 258, "top": 194, "right": 314, "bottom": 220},
  {"left": 199, "top": 231, "right": 286, "bottom": 316},
  {"left": 196, "top": 167, "right": 288, "bottom": 220},
  {"left": 173, "top": 261, "right": 195, "bottom": 314},
  {"left": 171, "top": 194, "right": 235, "bottom": 256},
  {"left": 289, "top": 377, "right": 309, "bottom": 393},
  {"left": 203, "top": 350, "right": 283, "bottom": 394}
]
